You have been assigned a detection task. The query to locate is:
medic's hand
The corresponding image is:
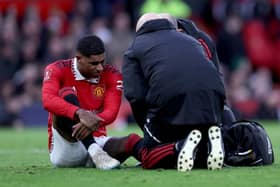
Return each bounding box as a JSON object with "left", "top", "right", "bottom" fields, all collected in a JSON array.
[{"left": 75, "top": 109, "right": 104, "bottom": 131}]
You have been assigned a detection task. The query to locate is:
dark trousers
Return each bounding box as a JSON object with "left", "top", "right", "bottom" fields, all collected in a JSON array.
[
  {"left": 133, "top": 122, "right": 214, "bottom": 169},
  {"left": 142, "top": 122, "right": 212, "bottom": 148}
]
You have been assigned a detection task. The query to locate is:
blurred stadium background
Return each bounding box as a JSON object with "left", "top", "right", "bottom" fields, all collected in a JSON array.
[{"left": 1, "top": 0, "right": 280, "bottom": 129}]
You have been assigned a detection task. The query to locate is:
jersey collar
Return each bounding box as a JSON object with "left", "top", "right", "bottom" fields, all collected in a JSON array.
[{"left": 72, "top": 57, "right": 100, "bottom": 84}]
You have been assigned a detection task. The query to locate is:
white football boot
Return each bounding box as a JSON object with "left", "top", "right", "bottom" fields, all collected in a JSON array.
[
  {"left": 207, "top": 126, "right": 224, "bottom": 170},
  {"left": 177, "top": 129, "right": 202, "bottom": 172},
  {"left": 88, "top": 143, "right": 120, "bottom": 170}
]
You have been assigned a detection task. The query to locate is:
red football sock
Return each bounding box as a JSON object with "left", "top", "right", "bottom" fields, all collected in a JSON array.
[
  {"left": 141, "top": 143, "right": 175, "bottom": 169},
  {"left": 125, "top": 133, "right": 142, "bottom": 154}
]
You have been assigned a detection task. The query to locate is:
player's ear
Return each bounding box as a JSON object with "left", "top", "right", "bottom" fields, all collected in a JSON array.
[{"left": 76, "top": 55, "right": 81, "bottom": 61}]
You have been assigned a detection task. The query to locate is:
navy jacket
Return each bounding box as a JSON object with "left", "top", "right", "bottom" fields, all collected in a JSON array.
[{"left": 123, "top": 19, "right": 225, "bottom": 127}]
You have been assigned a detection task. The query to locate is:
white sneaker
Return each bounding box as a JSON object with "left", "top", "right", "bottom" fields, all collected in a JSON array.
[
  {"left": 88, "top": 143, "right": 120, "bottom": 170},
  {"left": 207, "top": 126, "right": 224, "bottom": 170},
  {"left": 177, "top": 129, "right": 202, "bottom": 172}
]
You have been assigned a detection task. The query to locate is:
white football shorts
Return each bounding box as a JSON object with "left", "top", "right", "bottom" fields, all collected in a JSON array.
[{"left": 49, "top": 127, "right": 111, "bottom": 167}]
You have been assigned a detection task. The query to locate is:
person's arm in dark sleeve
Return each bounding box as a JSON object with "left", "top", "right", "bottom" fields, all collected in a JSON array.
[
  {"left": 123, "top": 48, "right": 148, "bottom": 129},
  {"left": 198, "top": 30, "right": 221, "bottom": 70}
]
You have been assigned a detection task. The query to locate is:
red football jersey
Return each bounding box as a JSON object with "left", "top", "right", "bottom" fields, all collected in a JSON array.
[{"left": 42, "top": 58, "right": 123, "bottom": 149}]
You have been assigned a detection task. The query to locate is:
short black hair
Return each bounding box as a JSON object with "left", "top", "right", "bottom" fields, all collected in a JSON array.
[{"left": 77, "top": 35, "right": 105, "bottom": 57}]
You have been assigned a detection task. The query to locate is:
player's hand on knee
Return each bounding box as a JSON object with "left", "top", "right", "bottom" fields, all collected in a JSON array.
[
  {"left": 75, "top": 109, "right": 104, "bottom": 131},
  {"left": 72, "top": 122, "right": 92, "bottom": 140}
]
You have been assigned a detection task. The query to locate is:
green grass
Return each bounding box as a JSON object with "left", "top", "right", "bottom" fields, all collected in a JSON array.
[{"left": 0, "top": 122, "right": 279, "bottom": 187}]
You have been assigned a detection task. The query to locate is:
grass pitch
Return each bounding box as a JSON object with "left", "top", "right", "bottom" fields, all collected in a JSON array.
[{"left": 0, "top": 122, "right": 279, "bottom": 187}]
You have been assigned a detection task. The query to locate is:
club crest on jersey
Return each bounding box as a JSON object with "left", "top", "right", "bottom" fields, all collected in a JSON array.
[{"left": 93, "top": 86, "right": 105, "bottom": 97}]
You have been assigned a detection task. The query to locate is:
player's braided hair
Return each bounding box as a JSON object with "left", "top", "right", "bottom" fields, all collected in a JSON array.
[{"left": 77, "top": 35, "right": 105, "bottom": 57}]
